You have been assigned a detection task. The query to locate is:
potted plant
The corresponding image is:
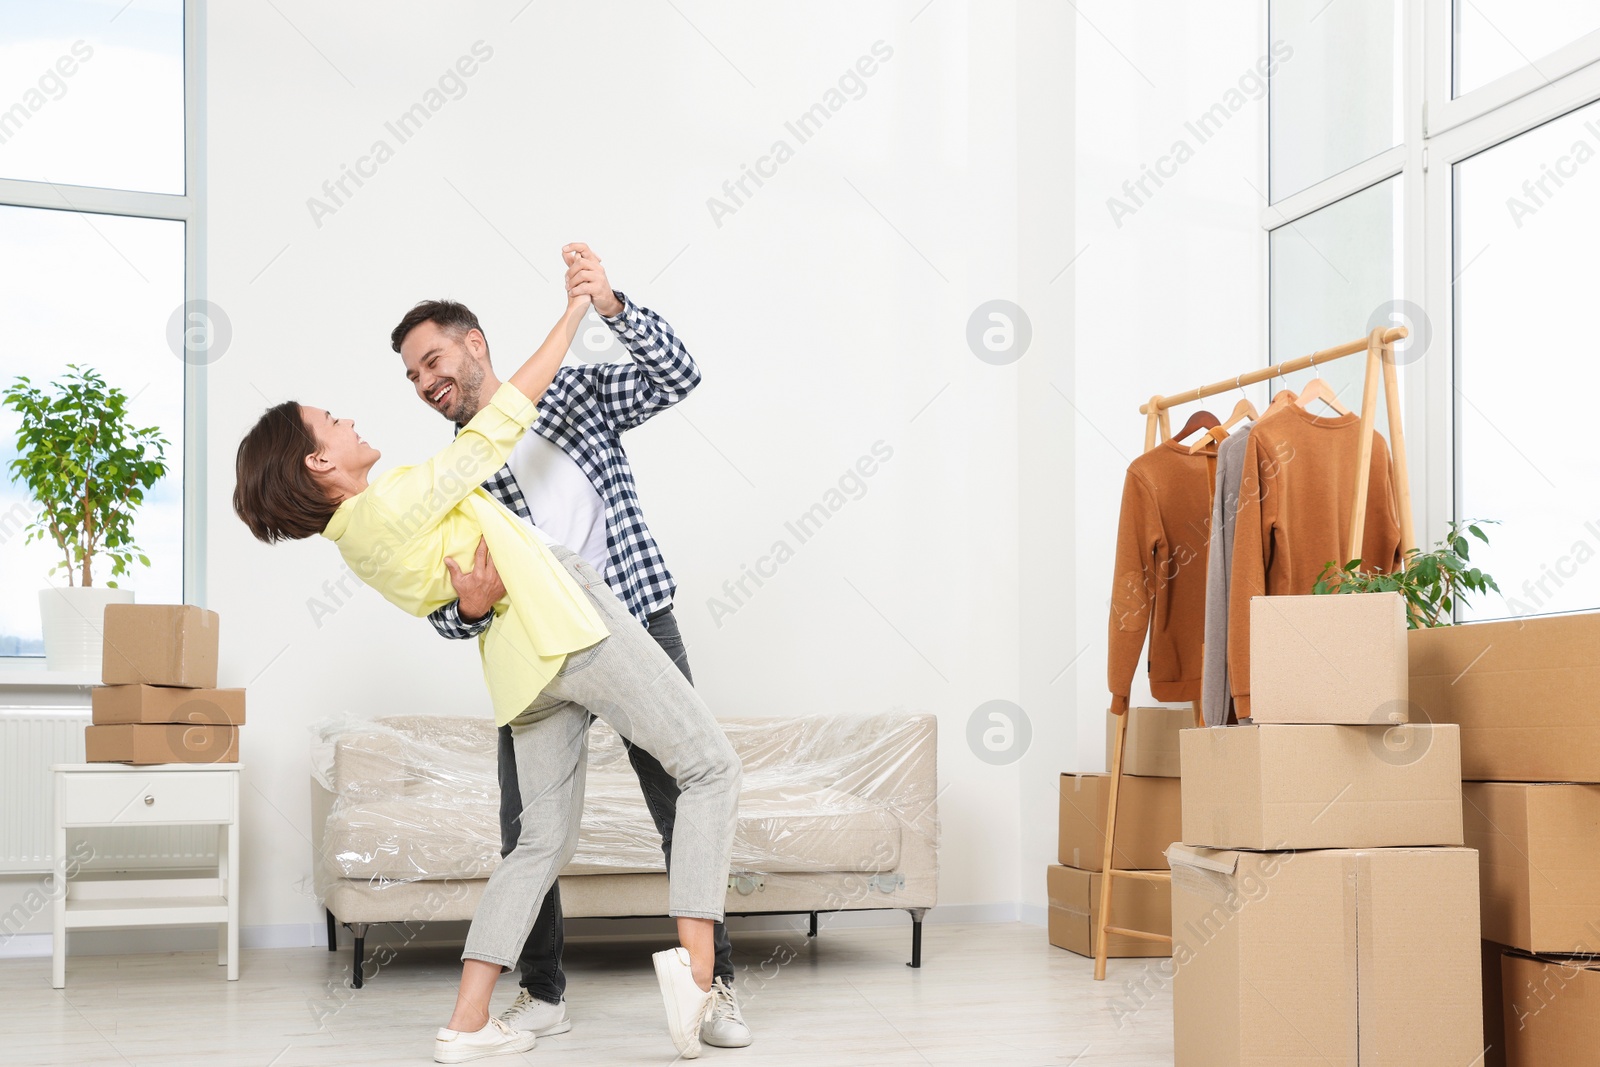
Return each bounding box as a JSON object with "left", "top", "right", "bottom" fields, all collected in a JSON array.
[
  {"left": 3, "top": 365, "right": 170, "bottom": 672},
  {"left": 1313, "top": 519, "right": 1501, "bottom": 627}
]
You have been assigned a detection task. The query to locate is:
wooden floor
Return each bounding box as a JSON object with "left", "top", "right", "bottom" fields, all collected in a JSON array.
[{"left": 0, "top": 922, "right": 1174, "bottom": 1065}]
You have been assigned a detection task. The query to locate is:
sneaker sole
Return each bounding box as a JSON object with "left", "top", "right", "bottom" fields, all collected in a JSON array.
[
  {"left": 652, "top": 952, "right": 703, "bottom": 1060},
  {"left": 532, "top": 1018, "right": 573, "bottom": 1038},
  {"left": 702, "top": 1026, "right": 754, "bottom": 1049},
  {"left": 433, "top": 1031, "right": 537, "bottom": 1064},
  {"left": 498, "top": 1016, "right": 573, "bottom": 1039}
]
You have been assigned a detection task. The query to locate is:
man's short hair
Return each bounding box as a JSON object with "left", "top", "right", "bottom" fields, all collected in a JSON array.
[{"left": 389, "top": 299, "right": 488, "bottom": 354}]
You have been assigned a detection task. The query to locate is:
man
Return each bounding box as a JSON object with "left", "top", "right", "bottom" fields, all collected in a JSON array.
[{"left": 391, "top": 242, "right": 750, "bottom": 1048}]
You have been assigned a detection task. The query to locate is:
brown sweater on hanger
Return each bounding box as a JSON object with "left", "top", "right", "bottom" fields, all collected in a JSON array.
[
  {"left": 1227, "top": 403, "right": 1404, "bottom": 717},
  {"left": 1107, "top": 438, "right": 1217, "bottom": 714}
]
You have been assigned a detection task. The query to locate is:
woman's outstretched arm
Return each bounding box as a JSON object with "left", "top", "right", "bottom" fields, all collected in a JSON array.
[
  {"left": 351, "top": 286, "right": 596, "bottom": 552},
  {"left": 509, "top": 283, "right": 592, "bottom": 404}
]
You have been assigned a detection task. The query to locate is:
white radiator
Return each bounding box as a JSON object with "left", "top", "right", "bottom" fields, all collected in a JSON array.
[{"left": 0, "top": 707, "right": 219, "bottom": 873}]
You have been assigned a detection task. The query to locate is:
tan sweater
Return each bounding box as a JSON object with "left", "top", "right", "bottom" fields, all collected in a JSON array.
[
  {"left": 1227, "top": 404, "right": 1403, "bottom": 716},
  {"left": 1107, "top": 439, "right": 1217, "bottom": 714}
]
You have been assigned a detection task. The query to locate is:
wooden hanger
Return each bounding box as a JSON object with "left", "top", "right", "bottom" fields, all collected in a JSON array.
[
  {"left": 1172, "top": 409, "right": 1220, "bottom": 444},
  {"left": 1260, "top": 362, "right": 1301, "bottom": 418},
  {"left": 1290, "top": 352, "right": 1353, "bottom": 416},
  {"left": 1295, "top": 378, "right": 1353, "bottom": 416},
  {"left": 1188, "top": 393, "right": 1259, "bottom": 453}
]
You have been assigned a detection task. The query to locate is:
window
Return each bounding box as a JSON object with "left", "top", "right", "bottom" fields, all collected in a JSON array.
[
  {"left": 1452, "top": 97, "right": 1600, "bottom": 619},
  {"left": 1454, "top": 2, "right": 1600, "bottom": 98},
  {"left": 1267, "top": 2, "right": 1600, "bottom": 620},
  {"left": 0, "top": 0, "right": 199, "bottom": 658},
  {"left": 0, "top": 1, "right": 185, "bottom": 192},
  {"left": 1269, "top": 176, "right": 1402, "bottom": 437},
  {"left": 1268, "top": 0, "right": 1403, "bottom": 200}
]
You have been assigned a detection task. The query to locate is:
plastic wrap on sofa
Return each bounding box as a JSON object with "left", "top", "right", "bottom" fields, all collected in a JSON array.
[{"left": 311, "top": 713, "right": 939, "bottom": 904}]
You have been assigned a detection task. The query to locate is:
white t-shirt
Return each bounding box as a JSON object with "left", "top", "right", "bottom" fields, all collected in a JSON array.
[{"left": 504, "top": 431, "right": 610, "bottom": 576}]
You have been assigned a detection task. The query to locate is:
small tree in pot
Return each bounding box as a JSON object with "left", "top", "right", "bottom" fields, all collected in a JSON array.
[{"left": 3, "top": 365, "right": 170, "bottom": 669}]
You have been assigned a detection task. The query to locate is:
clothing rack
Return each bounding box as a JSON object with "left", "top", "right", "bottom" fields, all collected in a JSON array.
[
  {"left": 1138, "top": 325, "right": 1414, "bottom": 559},
  {"left": 1094, "top": 325, "right": 1415, "bottom": 983}
]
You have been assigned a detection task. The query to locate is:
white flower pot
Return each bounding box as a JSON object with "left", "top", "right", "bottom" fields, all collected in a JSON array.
[{"left": 38, "top": 586, "right": 135, "bottom": 674}]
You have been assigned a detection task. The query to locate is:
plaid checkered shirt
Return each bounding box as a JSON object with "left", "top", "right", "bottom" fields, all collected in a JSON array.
[{"left": 427, "top": 291, "right": 700, "bottom": 639}]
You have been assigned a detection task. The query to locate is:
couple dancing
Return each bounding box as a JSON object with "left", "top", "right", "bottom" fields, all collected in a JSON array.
[{"left": 233, "top": 244, "right": 749, "bottom": 1062}]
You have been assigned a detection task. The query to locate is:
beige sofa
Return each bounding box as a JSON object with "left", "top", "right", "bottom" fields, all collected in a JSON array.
[{"left": 311, "top": 712, "right": 938, "bottom": 987}]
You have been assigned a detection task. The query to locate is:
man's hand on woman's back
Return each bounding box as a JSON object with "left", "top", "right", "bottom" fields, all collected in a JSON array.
[{"left": 446, "top": 537, "right": 507, "bottom": 623}]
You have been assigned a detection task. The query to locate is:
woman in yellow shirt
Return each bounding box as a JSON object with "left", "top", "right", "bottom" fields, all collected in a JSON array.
[{"left": 234, "top": 276, "right": 740, "bottom": 1063}]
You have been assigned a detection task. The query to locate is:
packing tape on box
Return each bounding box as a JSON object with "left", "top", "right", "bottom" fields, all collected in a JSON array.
[{"left": 1166, "top": 844, "right": 1239, "bottom": 905}]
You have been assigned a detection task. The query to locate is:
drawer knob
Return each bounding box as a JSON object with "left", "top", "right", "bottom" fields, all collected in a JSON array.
[{"left": 143, "top": 795, "right": 155, "bottom": 806}]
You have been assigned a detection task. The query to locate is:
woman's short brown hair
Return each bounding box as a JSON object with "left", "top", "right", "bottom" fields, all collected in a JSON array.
[{"left": 233, "top": 402, "right": 339, "bottom": 542}]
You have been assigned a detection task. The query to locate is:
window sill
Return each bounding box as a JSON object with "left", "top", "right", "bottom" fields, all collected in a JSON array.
[{"left": 0, "top": 663, "right": 98, "bottom": 688}]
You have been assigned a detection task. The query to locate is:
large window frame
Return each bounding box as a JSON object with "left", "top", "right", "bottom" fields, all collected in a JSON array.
[
  {"left": 1265, "top": 1, "right": 1600, "bottom": 589},
  {"left": 0, "top": 0, "right": 207, "bottom": 662}
]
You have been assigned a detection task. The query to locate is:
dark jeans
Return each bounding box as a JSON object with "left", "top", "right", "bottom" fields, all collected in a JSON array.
[{"left": 497, "top": 603, "right": 735, "bottom": 1003}]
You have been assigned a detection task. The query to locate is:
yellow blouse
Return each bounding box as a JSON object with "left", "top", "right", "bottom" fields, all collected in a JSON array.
[{"left": 321, "top": 383, "right": 609, "bottom": 725}]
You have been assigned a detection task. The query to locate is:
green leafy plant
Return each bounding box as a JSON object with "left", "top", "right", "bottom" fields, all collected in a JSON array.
[
  {"left": 1313, "top": 519, "right": 1501, "bottom": 628},
  {"left": 2, "top": 365, "right": 170, "bottom": 587}
]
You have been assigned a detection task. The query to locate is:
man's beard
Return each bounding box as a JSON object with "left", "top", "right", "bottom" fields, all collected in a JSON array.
[{"left": 443, "top": 359, "right": 486, "bottom": 424}]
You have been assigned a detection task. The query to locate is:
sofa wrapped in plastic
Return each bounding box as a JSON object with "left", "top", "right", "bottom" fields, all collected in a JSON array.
[{"left": 310, "top": 712, "right": 938, "bottom": 985}]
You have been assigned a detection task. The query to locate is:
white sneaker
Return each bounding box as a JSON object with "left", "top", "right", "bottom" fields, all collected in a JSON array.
[
  {"left": 652, "top": 947, "right": 712, "bottom": 1060},
  {"left": 701, "top": 977, "right": 754, "bottom": 1048},
  {"left": 498, "top": 989, "right": 574, "bottom": 1036},
  {"left": 433, "top": 1016, "right": 536, "bottom": 1063}
]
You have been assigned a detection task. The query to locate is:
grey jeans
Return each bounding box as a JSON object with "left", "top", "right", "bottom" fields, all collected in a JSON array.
[
  {"left": 501, "top": 604, "right": 737, "bottom": 1002},
  {"left": 462, "top": 545, "right": 742, "bottom": 969}
]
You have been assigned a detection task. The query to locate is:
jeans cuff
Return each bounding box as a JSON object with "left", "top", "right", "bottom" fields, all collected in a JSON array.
[{"left": 461, "top": 951, "right": 518, "bottom": 970}]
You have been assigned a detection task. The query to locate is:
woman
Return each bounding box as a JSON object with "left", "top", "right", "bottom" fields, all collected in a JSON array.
[{"left": 233, "top": 272, "right": 740, "bottom": 1063}]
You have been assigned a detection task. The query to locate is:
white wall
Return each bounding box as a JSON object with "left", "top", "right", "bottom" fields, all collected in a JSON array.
[
  {"left": 1015, "top": 0, "right": 1077, "bottom": 920},
  {"left": 1046, "top": 2, "right": 1268, "bottom": 909},
  {"left": 1007, "top": 1, "right": 1271, "bottom": 916},
  {"left": 2, "top": 1, "right": 1269, "bottom": 947},
  {"left": 201, "top": 0, "right": 1030, "bottom": 941}
]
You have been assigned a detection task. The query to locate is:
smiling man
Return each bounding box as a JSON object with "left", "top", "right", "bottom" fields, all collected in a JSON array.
[{"left": 391, "top": 243, "right": 750, "bottom": 1049}]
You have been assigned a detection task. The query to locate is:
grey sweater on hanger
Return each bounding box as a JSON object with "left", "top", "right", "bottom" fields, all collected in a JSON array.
[{"left": 1201, "top": 423, "right": 1252, "bottom": 726}]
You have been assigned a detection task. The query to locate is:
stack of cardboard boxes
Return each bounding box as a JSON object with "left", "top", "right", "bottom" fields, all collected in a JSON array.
[
  {"left": 1410, "top": 612, "right": 1600, "bottom": 1067},
  {"left": 1168, "top": 592, "right": 1484, "bottom": 1065},
  {"left": 87, "top": 605, "right": 244, "bottom": 765},
  {"left": 1047, "top": 705, "right": 1185, "bottom": 959}
]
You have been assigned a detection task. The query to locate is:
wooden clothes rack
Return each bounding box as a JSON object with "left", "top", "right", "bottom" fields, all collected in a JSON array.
[
  {"left": 1093, "top": 326, "right": 1416, "bottom": 982},
  {"left": 1139, "top": 325, "right": 1416, "bottom": 555}
]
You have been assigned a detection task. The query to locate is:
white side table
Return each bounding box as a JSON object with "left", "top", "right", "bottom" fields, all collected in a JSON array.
[{"left": 51, "top": 762, "right": 241, "bottom": 988}]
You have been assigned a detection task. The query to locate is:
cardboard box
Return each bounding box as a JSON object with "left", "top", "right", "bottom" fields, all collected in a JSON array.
[
  {"left": 1045, "top": 863, "right": 1170, "bottom": 959},
  {"left": 1058, "top": 772, "right": 1181, "bottom": 871},
  {"left": 101, "top": 604, "right": 219, "bottom": 688},
  {"left": 1250, "top": 593, "right": 1409, "bottom": 724},
  {"left": 1169, "top": 843, "right": 1482, "bottom": 1066},
  {"left": 1502, "top": 952, "right": 1600, "bottom": 1066},
  {"left": 85, "top": 724, "right": 238, "bottom": 765},
  {"left": 1180, "top": 724, "right": 1463, "bottom": 850},
  {"left": 1483, "top": 941, "right": 1508, "bottom": 1067},
  {"left": 1106, "top": 706, "right": 1187, "bottom": 777},
  {"left": 1410, "top": 613, "right": 1600, "bottom": 782},
  {"left": 1463, "top": 782, "right": 1600, "bottom": 953},
  {"left": 91, "top": 685, "right": 246, "bottom": 725}
]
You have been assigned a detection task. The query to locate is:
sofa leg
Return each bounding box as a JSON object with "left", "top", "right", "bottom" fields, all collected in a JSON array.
[
  {"left": 350, "top": 923, "right": 369, "bottom": 989},
  {"left": 808, "top": 911, "right": 818, "bottom": 939},
  {"left": 325, "top": 908, "right": 338, "bottom": 952},
  {"left": 906, "top": 909, "right": 926, "bottom": 969}
]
